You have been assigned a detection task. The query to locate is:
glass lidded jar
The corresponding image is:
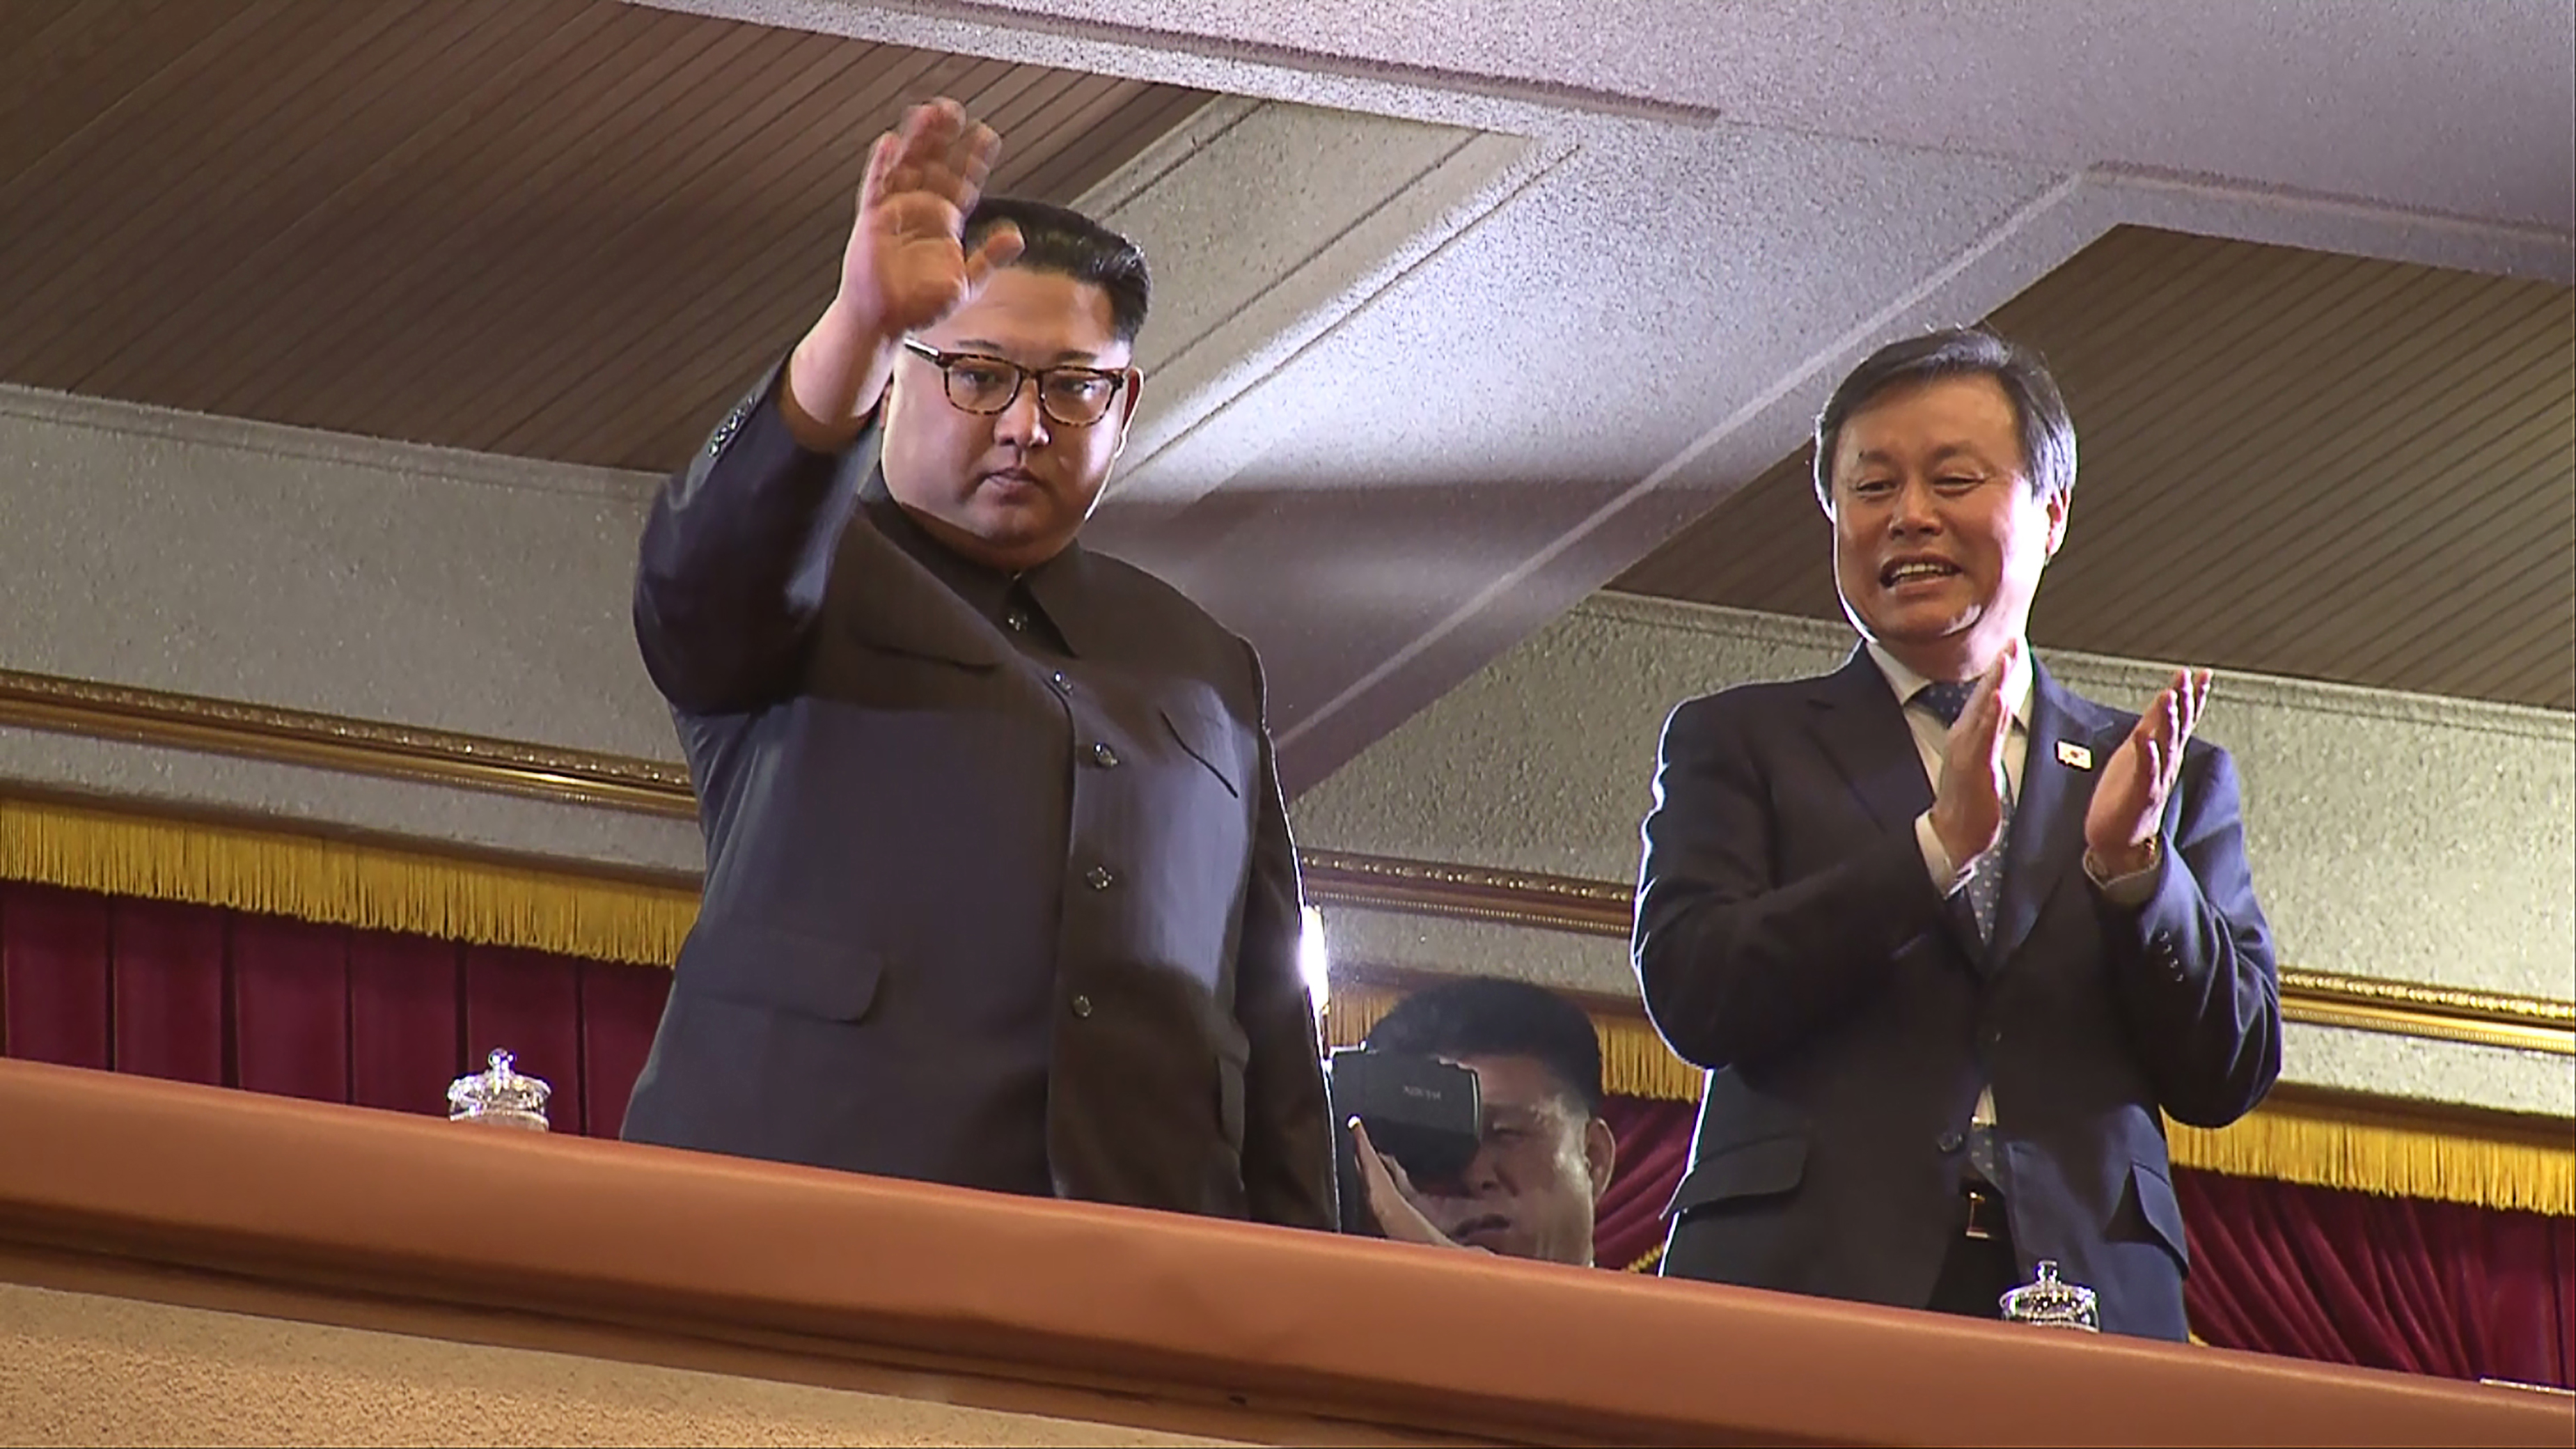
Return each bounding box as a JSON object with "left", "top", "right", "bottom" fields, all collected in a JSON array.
[
  {"left": 1999, "top": 1259, "right": 2100, "bottom": 1332},
  {"left": 446, "top": 1048, "right": 552, "bottom": 1131}
]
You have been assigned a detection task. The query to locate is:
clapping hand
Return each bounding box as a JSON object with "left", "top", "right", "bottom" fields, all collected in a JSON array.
[
  {"left": 2084, "top": 668, "right": 2213, "bottom": 878},
  {"left": 1928, "top": 638, "right": 2018, "bottom": 871}
]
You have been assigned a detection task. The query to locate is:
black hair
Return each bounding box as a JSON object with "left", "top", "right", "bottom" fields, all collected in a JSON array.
[
  {"left": 1812, "top": 325, "right": 2076, "bottom": 510},
  {"left": 961, "top": 196, "right": 1151, "bottom": 344},
  {"left": 1365, "top": 977, "right": 1604, "bottom": 1116}
]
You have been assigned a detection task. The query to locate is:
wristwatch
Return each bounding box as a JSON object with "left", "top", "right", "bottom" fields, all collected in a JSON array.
[{"left": 2084, "top": 833, "right": 2161, "bottom": 884}]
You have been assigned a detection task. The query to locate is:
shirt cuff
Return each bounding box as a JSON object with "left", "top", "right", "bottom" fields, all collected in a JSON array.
[
  {"left": 1915, "top": 812, "right": 1972, "bottom": 895},
  {"left": 2083, "top": 839, "right": 2163, "bottom": 906}
]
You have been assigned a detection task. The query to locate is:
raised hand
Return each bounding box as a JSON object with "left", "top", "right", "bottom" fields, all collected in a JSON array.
[
  {"left": 1350, "top": 1119, "right": 1480, "bottom": 1252},
  {"left": 2084, "top": 667, "right": 2213, "bottom": 877},
  {"left": 840, "top": 97, "right": 1022, "bottom": 339},
  {"left": 1929, "top": 638, "right": 2018, "bottom": 872},
  {"left": 782, "top": 97, "right": 1024, "bottom": 448}
]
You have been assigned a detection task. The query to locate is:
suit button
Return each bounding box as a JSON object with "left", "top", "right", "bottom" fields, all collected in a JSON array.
[
  {"left": 1085, "top": 865, "right": 1116, "bottom": 891},
  {"left": 1071, "top": 994, "right": 1094, "bottom": 1019},
  {"left": 1090, "top": 742, "right": 1120, "bottom": 767},
  {"left": 1005, "top": 609, "right": 1031, "bottom": 632},
  {"left": 1049, "top": 671, "right": 1070, "bottom": 694},
  {"left": 1938, "top": 1129, "right": 1964, "bottom": 1153},
  {"left": 705, "top": 407, "right": 745, "bottom": 456}
]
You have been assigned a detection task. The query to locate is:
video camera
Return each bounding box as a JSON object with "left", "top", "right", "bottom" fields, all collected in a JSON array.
[{"left": 1324, "top": 1045, "right": 1484, "bottom": 1237}]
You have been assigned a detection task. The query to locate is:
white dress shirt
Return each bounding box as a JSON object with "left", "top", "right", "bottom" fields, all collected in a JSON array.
[
  {"left": 1866, "top": 641, "right": 2029, "bottom": 896},
  {"left": 1867, "top": 643, "right": 2026, "bottom": 1131},
  {"left": 1864, "top": 641, "right": 2160, "bottom": 1135}
]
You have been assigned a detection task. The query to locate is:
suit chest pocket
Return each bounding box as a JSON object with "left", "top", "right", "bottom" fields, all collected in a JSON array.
[
  {"left": 1159, "top": 694, "right": 1248, "bottom": 798},
  {"left": 1096, "top": 685, "right": 1257, "bottom": 976},
  {"left": 815, "top": 606, "right": 1003, "bottom": 702}
]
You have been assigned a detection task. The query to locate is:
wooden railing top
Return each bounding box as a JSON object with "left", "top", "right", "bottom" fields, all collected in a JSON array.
[{"left": 0, "top": 1059, "right": 2564, "bottom": 1448}]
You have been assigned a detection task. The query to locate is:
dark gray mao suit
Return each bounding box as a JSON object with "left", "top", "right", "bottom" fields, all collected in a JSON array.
[{"left": 620, "top": 362, "right": 1337, "bottom": 1230}]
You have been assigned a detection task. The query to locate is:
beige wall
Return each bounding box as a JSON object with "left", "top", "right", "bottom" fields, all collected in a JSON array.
[
  {"left": 0, "top": 97, "right": 1528, "bottom": 881},
  {"left": 1294, "top": 594, "right": 2576, "bottom": 1118}
]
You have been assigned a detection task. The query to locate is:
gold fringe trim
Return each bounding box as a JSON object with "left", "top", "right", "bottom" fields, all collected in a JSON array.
[
  {"left": 0, "top": 794, "right": 700, "bottom": 967},
  {"left": 3, "top": 794, "right": 2566, "bottom": 1214},
  {"left": 1328, "top": 980, "right": 2573, "bottom": 1216},
  {"left": 2165, "top": 1100, "right": 2573, "bottom": 1217}
]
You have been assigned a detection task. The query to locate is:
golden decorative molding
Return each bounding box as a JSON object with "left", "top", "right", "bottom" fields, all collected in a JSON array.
[
  {"left": 1299, "top": 849, "right": 1633, "bottom": 934},
  {"left": 1, "top": 666, "right": 2568, "bottom": 1057},
  {"left": 2275, "top": 971, "right": 2576, "bottom": 1058},
  {"left": 0, "top": 667, "right": 694, "bottom": 818}
]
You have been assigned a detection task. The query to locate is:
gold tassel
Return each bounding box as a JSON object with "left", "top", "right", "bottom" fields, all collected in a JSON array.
[{"left": 0, "top": 794, "right": 700, "bottom": 966}]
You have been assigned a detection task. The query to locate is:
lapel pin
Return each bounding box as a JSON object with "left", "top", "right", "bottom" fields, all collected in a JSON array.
[{"left": 2057, "top": 740, "right": 2094, "bottom": 771}]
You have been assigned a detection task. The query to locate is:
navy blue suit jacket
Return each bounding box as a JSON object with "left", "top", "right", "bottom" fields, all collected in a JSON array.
[{"left": 1633, "top": 648, "right": 2281, "bottom": 1339}]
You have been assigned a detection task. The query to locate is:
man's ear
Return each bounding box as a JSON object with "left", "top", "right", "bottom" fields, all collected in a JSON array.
[
  {"left": 1105, "top": 367, "right": 1146, "bottom": 467},
  {"left": 1582, "top": 1115, "right": 1618, "bottom": 1204}
]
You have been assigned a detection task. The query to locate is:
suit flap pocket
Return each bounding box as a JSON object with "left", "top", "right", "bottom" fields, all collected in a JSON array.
[
  {"left": 833, "top": 540, "right": 1005, "bottom": 669},
  {"left": 2127, "top": 1157, "right": 2190, "bottom": 1268},
  {"left": 1666, "top": 1134, "right": 1808, "bottom": 1216},
  {"left": 1160, "top": 695, "right": 1244, "bottom": 798},
  {"left": 843, "top": 608, "right": 1003, "bottom": 670},
  {"left": 682, "top": 923, "right": 885, "bottom": 1023}
]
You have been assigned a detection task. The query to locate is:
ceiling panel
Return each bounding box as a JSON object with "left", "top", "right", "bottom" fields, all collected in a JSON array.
[
  {"left": 0, "top": 0, "right": 1209, "bottom": 471},
  {"left": 1612, "top": 227, "right": 2576, "bottom": 712}
]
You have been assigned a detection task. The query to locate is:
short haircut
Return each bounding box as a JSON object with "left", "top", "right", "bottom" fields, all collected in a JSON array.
[
  {"left": 1365, "top": 977, "right": 1604, "bottom": 1116},
  {"left": 961, "top": 196, "right": 1151, "bottom": 345},
  {"left": 1811, "top": 326, "right": 2077, "bottom": 512}
]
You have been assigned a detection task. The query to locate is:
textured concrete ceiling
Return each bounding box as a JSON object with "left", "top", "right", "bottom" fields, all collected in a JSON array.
[
  {"left": 723, "top": 0, "right": 2568, "bottom": 785},
  {"left": 7, "top": 0, "right": 2569, "bottom": 796},
  {"left": 942, "top": 0, "right": 2576, "bottom": 230}
]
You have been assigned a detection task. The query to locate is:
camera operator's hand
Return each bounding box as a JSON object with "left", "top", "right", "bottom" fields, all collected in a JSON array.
[{"left": 1351, "top": 1119, "right": 1486, "bottom": 1253}]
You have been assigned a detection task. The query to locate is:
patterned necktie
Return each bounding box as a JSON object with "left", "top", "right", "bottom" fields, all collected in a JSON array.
[{"left": 1915, "top": 680, "right": 2011, "bottom": 943}]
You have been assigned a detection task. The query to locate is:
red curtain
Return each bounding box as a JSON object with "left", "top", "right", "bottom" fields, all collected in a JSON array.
[
  {"left": 1597, "top": 1095, "right": 1693, "bottom": 1271},
  {"left": 0, "top": 880, "right": 670, "bottom": 1138},
  {"left": 2181, "top": 1168, "right": 2576, "bottom": 1388},
  {"left": 1586, "top": 1093, "right": 2575, "bottom": 1387},
  {"left": 6, "top": 877, "right": 2569, "bottom": 1388}
]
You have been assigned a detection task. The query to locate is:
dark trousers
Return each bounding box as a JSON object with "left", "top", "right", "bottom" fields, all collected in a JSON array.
[{"left": 1927, "top": 1184, "right": 2018, "bottom": 1319}]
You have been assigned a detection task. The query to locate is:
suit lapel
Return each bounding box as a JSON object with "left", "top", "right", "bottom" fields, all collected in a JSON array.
[
  {"left": 1803, "top": 649, "right": 1933, "bottom": 833},
  {"left": 1991, "top": 661, "right": 2121, "bottom": 969}
]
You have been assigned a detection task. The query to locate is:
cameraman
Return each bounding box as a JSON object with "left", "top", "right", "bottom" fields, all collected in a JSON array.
[{"left": 1348, "top": 978, "right": 1617, "bottom": 1267}]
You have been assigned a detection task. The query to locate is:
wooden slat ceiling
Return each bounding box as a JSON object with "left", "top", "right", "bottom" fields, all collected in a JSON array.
[
  {"left": 1613, "top": 227, "right": 2576, "bottom": 712},
  {"left": 0, "top": 0, "right": 1209, "bottom": 472}
]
